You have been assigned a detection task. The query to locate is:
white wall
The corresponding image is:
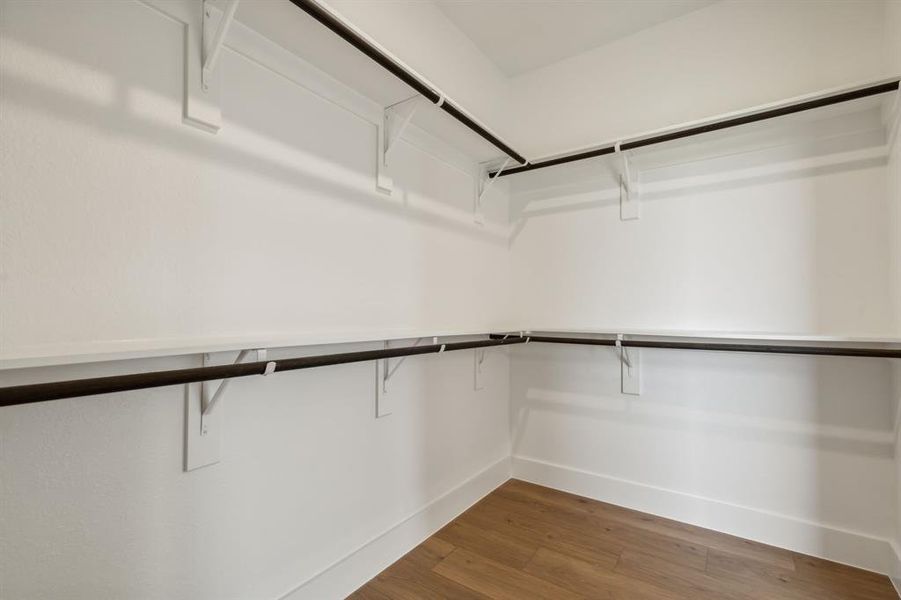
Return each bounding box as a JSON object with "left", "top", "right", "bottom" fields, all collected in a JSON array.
[
  {"left": 507, "top": 105, "right": 900, "bottom": 571},
  {"left": 0, "top": 0, "right": 512, "bottom": 362},
  {"left": 298, "top": 1, "right": 895, "bottom": 162},
  {"left": 323, "top": 0, "right": 513, "bottom": 144},
  {"left": 884, "top": 0, "right": 901, "bottom": 579},
  {"left": 3, "top": 0, "right": 901, "bottom": 597},
  {"left": 0, "top": 1, "right": 512, "bottom": 598},
  {"left": 1, "top": 343, "right": 512, "bottom": 600},
  {"left": 510, "top": 343, "right": 897, "bottom": 570},
  {"left": 507, "top": 0, "right": 892, "bottom": 158},
  {"left": 510, "top": 152, "right": 893, "bottom": 336}
]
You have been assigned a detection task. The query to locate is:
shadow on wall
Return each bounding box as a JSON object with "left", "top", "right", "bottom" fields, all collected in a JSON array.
[
  {"left": 503, "top": 129, "right": 892, "bottom": 334},
  {"left": 509, "top": 342, "right": 896, "bottom": 537},
  {"left": 505, "top": 97, "right": 890, "bottom": 246},
  {"left": 1, "top": 1, "right": 506, "bottom": 246}
]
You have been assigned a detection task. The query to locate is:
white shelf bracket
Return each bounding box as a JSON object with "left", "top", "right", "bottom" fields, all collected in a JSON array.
[
  {"left": 201, "top": 348, "right": 268, "bottom": 426},
  {"left": 183, "top": 0, "right": 238, "bottom": 133},
  {"left": 376, "top": 337, "right": 434, "bottom": 417},
  {"left": 615, "top": 142, "right": 640, "bottom": 221},
  {"left": 886, "top": 88, "right": 901, "bottom": 154},
  {"left": 474, "top": 158, "right": 511, "bottom": 224},
  {"left": 615, "top": 334, "right": 641, "bottom": 395},
  {"left": 202, "top": 0, "right": 240, "bottom": 92},
  {"left": 474, "top": 348, "right": 488, "bottom": 390},
  {"left": 377, "top": 95, "right": 421, "bottom": 194},
  {"left": 185, "top": 347, "right": 273, "bottom": 471}
]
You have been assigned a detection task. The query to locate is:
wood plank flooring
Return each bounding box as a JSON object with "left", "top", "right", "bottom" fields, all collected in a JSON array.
[{"left": 350, "top": 479, "right": 898, "bottom": 600}]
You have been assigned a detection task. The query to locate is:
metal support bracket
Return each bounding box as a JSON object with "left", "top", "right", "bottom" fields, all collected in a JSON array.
[
  {"left": 376, "top": 337, "right": 436, "bottom": 417},
  {"left": 201, "top": 348, "right": 270, "bottom": 431},
  {"left": 474, "top": 157, "right": 511, "bottom": 225},
  {"left": 202, "top": 0, "right": 240, "bottom": 92},
  {"left": 615, "top": 334, "right": 641, "bottom": 395},
  {"left": 615, "top": 142, "right": 640, "bottom": 220},
  {"left": 184, "top": 0, "right": 237, "bottom": 133},
  {"left": 376, "top": 95, "right": 422, "bottom": 194},
  {"left": 474, "top": 348, "right": 488, "bottom": 390},
  {"left": 185, "top": 347, "right": 273, "bottom": 471}
]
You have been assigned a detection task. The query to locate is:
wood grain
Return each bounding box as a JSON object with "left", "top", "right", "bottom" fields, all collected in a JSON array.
[{"left": 352, "top": 480, "right": 898, "bottom": 599}]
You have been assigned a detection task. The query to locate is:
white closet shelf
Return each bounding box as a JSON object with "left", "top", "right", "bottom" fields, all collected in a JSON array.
[
  {"left": 0, "top": 328, "right": 515, "bottom": 370},
  {"left": 508, "top": 80, "right": 899, "bottom": 192},
  {"left": 2, "top": 331, "right": 898, "bottom": 408},
  {"left": 521, "top": 328, "right": 901, "bottom": 345},
  {"left": 231, "top": 0, "right": 516, "bottom": 166},
  {"left": 5, "top": 326, "right": 899, "bottom": 371},
  {"left": 219, "top": 1, "right": 900, "bottom": 182}
]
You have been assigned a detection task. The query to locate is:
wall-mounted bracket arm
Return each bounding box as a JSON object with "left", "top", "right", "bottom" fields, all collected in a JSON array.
[
  {"left": 474, "top": 347, "right": 488, "bottom": 390},
  {"left": 614, "top": 142, "right": 640, "bottom": 220},
  {"left": 202, "top": 0, "right": 240, "bottom": 91},
  {"left": 614, "top": 334, "right": 632, "bottom": 369},
  {"left": 474, "top": 157, "right": 511, "bottom": 224},
  {"left": 376, "top": 337, "right": 435, "bottom": 417},
  {"left": 615, "top": 334, "right": 641, "bottom": 395},
  {"left": 182, "top": 0, "right": 239, "bottom": 133},
  {"left": 377, "top": 95, "right": 422, "bottom": 194},
  {"left": 201, "top": 348, "right": 273, "bottom": 434},
  {"left": 186, "top": 347, "right": 273, "bottom": 471}
]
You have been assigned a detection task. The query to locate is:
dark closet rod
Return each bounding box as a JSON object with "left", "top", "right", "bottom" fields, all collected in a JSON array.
[
  {"left": 491, "top": 79, "right": 900, "bottom": 177},
  {"left": 0, "top": 337, "right": 526, "bottom": 408},
  {"left": 489, "top": 334, "right": 901, "bottom": 359},
  {"left": 288, "top": 1, "right": 897, "bottom": 179},
  {"left": 5, "top": 331, "right": 899, "bottom": 407},
  {"left": 287, "top": 0, "right": 527, "bottom": 166}
]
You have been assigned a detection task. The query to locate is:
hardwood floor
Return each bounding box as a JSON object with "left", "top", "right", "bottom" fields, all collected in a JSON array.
[{"left": 350, "top": 479, "right": 899, "bottom": 600}]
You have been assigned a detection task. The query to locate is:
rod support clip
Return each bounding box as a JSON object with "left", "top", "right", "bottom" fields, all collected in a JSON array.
[
  {"left": 615, "top": 334, "right": 633, "bottom": 369},
  {"left": 614, "top": 141, "right": 640, "bottom": 220}
]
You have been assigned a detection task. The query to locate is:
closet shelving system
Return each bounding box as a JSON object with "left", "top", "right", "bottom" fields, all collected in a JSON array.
[{"left": 1, "top": 0, "right": 900, "bottom": 407}]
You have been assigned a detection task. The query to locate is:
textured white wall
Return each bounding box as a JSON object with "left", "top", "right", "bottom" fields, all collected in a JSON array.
[
  {"left": 885, "top": 0, "right": 901, "bottom": 571},
  {"left": 510, "top": 342, "right": 896, "bottom": 536},
  {"left": 2, "top": 0, "right": 901, "bottom": 597},
  {"left": 507, "top": 0, "right": 891, "bottom": 158},
  {"left": 510, "top": 159, "right": 893, "bottom": 335},
  {"left": 315, "top": 1, "right": 894, "bottom": 162},
  {"left": 324, "top": 0, "right": 513, "bottom": 142},
  {"left": 506, "top": 114, "right": 899, "bottom": 570},
  {"left": 0, "top": 0, "right": 512, "bottom": 363},
  {"left": 0, "top": 1, "right": 512, "bottom": 598},
  {"left": 1, "top": 343, "right": 511, "bottom": 600}
]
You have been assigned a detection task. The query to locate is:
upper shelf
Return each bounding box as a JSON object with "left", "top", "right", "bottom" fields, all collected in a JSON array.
[
  {"left": 507, "top": 80, "right": 899, "bottom": 193},
  {"left": 233, "top": 0, "right": 517, "bottom": 166},
  {"left": 229, "top": 1, "right": 899, "bottom": 179},
  {"left": 523, "top": 328, "right": 901, "bottom": 346}
]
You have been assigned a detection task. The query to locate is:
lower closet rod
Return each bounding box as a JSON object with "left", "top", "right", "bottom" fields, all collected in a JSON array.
[
  {"left": 490, "top": 334, "right": 901, "bottom": 359},
  {"left": 0, "top": 337, "right": 526, "bottom": 408}
]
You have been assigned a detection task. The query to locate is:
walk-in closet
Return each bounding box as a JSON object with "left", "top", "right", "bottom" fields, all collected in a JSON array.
[{"left": 2, "top": 0, "right": 901, "bottom": 598}]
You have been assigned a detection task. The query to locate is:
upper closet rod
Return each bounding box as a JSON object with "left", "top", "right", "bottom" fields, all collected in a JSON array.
[
  {"left": 0, "top": 337, "right": 526, "bottom": 408},
  {"left": 492, "top": 79, "right": 901, "bottom": 178},
  {"left": 490, "top": 334, "right": 901, "bottom": 359},
  {"left": 287, "top": 0, "right": 528, "bottom": 166}
]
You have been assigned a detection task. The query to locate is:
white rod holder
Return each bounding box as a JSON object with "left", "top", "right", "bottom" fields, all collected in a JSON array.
[{"left": 615, "top": 334, "right": 632, "bottom": 369}]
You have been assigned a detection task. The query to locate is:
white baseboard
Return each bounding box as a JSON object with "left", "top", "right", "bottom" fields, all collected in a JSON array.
[
  {"left": 279, "top": 456, "right": 512, "bottom": 600},
  {"left": 889, "top": 540, "right": 901, "bottom": 597},
  {"left": 513, "top": 455, "right": 898, "bottom": 577}
]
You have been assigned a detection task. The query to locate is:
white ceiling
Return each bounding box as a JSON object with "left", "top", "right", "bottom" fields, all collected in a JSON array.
[{"left": 434, "top": 0, "right": 717, "bottom": 77}]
